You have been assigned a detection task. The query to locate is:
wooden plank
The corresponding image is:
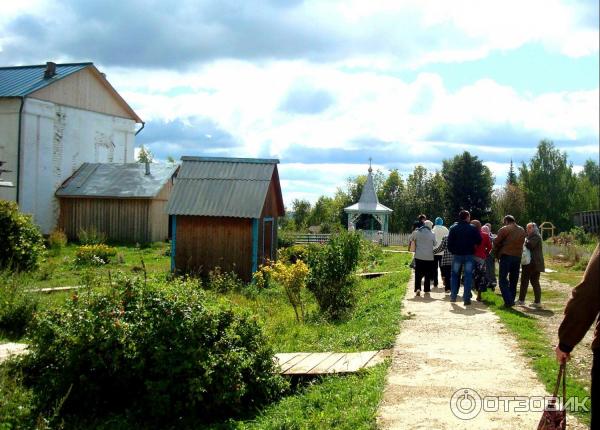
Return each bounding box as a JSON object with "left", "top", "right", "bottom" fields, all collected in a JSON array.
[
  {"left": 307, "top": 353, "right": 347, "bottom": 375},
  {"left": 363, "top": 349, "right": 392, "bottom": 368},
  {"left": 273, "top": 353, "right": 300, "bottom": 369},
  {"left": 329, "top": 351, "right": 379, "bottom": 373},
  {"left": 283, "top": 352, "right": 333, "bottom": 375},
  {"left": 279, "top": 353, "right": 312, "bottom": 373}
]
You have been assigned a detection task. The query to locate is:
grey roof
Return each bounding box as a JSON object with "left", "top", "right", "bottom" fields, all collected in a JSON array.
[
  {"left": 0, "top": 63, "right": 90, "bottom": 97},
  {"left": 167, "top": 156, "right": 281, "bottom": 218},
  {"left": 56, "top": 163, "right": 178, "bottom": 198},
  {"left": 345, "top": 168, "right": 393, "bottom": 214}
]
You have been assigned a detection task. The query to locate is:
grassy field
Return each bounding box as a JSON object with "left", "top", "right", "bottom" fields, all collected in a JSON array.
[{"left": 1, "top": 247, "right": 412, "bottom": 429}]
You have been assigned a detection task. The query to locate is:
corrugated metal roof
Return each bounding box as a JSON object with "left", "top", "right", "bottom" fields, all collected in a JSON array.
[
  {"left": 167, "top": 157, "right": 278, "bottom": 217},
  {"left": 0, "top": 63, "right": 91, "bottom": 97},
  {"left": 56, "top": 163, "right": 178, "bottom": 198}
]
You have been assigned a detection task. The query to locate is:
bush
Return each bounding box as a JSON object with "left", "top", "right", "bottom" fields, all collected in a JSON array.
[
  {"left": 47, "top": 229, "right": 67, "bottom": 252},
  {"left": 358, "top": 239, "right": 384, "bottom": 271},
  {"left": 0, "top": 200, "right": 45, "bottom": 272},
  {"left": 19, "top": 274, "right": 287, "bottom": 426},
  {"left": 77, "top": 227, "right": 106, "bottom": 245},
  {"left": 0, "top": 275, "right": 38, "bottom": 339},
  {"left": 205, "top": 266, "right": 245, "bottom": 293},
  {"left": 278, "top": 244, "right": 312, "bottom": 264},
  {"left": 306, "top": 232, "right": 361, "bottom": 320},
  {"left": 277, "top": 229, "right": 296, "bottom": 249},
  {"left": 0, "top": 365, "right": 35, "bottom": 429},
  {"left": 75, "top": 244, "right": 117, "bottom": 266},
  {"left": 252, "top": 262, "right": 274, "bottom": 289},
  {"left": 270, "top": 260, "right": 309, "bottom": 322}
]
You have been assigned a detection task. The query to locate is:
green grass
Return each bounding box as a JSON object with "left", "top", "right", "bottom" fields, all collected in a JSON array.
[
  {"left": 226, "top": 255, "right": 411, "bottom": 353},
  {"left": 1, "top": 250, "right": 411, "bottom": 429},
  {"left": 225, "top": 364, "right": 389, "bottom": 430},
  {"left": 481, "top": 290, "right": 591, "bottom": 425},
  {"left": 15, "top": 242, "right": 171, "bottom": 290}
]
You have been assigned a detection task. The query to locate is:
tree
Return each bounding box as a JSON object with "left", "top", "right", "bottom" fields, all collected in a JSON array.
[
  {"left": 441, "top": 152, "right": 494, "bottom": 222},
  {"left": 491, "top": 184, "right": 526, "bottom": 227},
  {"left": 137, "top": 145, "right": 153, "bottom": 164},
  {"left": 378, "top": 169, "right": 408, "bottom": 232},
  {"left": 519, "top": 140, "right": 576, "bottom": 230},
  {"left": 291, "top": 199, "right": 311, "bottom": 229},
  {"left": 582, "top": 159, "right": 600, "bottom": 186},
  {"left": 506, "top": 160, "right": 518, "bottom": 185}
]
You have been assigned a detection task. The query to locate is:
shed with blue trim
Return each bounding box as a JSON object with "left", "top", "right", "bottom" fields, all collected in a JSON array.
[{"left": 166, "top": 156, "right": 285, "bottom": 281}]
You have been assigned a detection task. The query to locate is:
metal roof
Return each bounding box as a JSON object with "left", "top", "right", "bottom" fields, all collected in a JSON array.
[
  {"left": 0, "top": 63, "right": 91, "bottom": 97},
  {"left": 167, "top": 157, "right": 280, "bottom": 218},
  {"left": 56, "top": 163, "right": 178, "bottom": 198},
  {"left": 345, "top": 167, "right": 392, "bottom": 214}
]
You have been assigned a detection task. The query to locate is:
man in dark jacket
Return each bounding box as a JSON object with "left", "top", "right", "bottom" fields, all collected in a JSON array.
[
  {"left": 492, "top": 215, "right": 526, "bottom": 307},
  {"left": 447, "top": 210, "right": 482, "bottom": 305},
  {"left": 556, "top": 244, "right": 600, "bottom": 427}
]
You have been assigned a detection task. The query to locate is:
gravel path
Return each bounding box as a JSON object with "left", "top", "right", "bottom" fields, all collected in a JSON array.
[{"left": 377, "top": 272, "right": 586, "bottom": 429}]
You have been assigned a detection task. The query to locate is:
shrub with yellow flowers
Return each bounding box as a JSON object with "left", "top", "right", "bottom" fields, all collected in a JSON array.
[{"left": 270, "top": 260, "right": 309, "bottom": 322}]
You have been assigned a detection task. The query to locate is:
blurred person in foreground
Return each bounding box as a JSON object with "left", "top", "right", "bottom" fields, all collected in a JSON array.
[{"left": 556, "top": 243, "right": 600, "bottom": 428}]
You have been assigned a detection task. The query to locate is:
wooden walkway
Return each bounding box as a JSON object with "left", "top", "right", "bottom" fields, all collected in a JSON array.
[
  {"left": 357, "top": 271, "right": 403, "bottom": 278},
  {"left": 0, "top": 343, "right": 28, "bottom": 363},
  {"left": 274, "top": 350, "right": 390, "bottom": 375}
]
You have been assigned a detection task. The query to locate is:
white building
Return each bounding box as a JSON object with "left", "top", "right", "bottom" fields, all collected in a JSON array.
[{"left": 0, "top": 62, "right": 143, "bottom": 233}]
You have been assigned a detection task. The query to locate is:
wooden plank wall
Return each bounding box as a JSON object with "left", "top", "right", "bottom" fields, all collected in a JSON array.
[
  {"left": 148, "top": 180, "right": 172, "bottom": 241},
  {"left": 175, "top": 216, "right": 253, "bottom": 281},
  {"left": 59, "top": 198, "right": 150, "bottom": 243},
  {"left": 30, "top": 68, "right": 134, "bottom": 120}
]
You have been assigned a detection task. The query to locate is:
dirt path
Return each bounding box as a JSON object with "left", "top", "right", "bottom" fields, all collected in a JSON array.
[{"left": 377, "top": 272, "right": 586, "bottom": 429}]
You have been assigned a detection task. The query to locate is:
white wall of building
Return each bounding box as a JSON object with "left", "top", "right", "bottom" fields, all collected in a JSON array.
[
  {"left": 18, "top": 97, "right": 137, "bottom": 233},
  {"left": 0, "top": 99, "right": 21, "bottom": 202}
]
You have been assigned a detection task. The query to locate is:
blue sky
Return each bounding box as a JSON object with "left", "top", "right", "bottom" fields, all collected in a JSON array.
[{"left": 1, "top": 0, "right": 598, "bottom": 206}]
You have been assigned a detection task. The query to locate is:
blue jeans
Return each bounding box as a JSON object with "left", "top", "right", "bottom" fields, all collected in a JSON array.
[
  {"left": 499, "top": 255, "right": 521, "bottom": 306},
  {"left": 451, "top": 255, "right": 474, "bottom": 303}
]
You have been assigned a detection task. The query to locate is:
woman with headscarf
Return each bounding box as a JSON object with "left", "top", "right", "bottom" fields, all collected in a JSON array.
[
  {"left": 409, "top": 219, "right": 436, "bottom": 296},
  {"left": 517, "top": 222, "right": 545, "bottom": 308},
  {"left": 482, "top": 224, "right": 496, "bottom": 289}
]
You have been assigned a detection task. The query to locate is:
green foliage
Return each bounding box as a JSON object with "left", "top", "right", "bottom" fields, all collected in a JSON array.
[
  {"left": 270, "top": 260, "right": 309, "bottom": 322},
  {"left": 491, "top": 184, "right": 526, "bottom": 226},
  {"left": 291, "top": 199, "right": 312, "bottom": 229},
  {"left": 441, "top": 151, "right": 494, "bottom": 222},
  {"left": 552, "top": 226, "right": 595, "bottom": 246},
  {"left": 0, "top": 365, "right": 35, "bottom": 429},
  {"left": 277, "top": 229, "right": 297, "bottom": 248},
  {"left": 358, "top": 238, "right": 384, "bottom": 271},
  {"left": 75, "top": 244, "right": 117, "bottom": 266},
  {"left": 137, "top": 145, "right": 153, "bottom": 164},
  {"left": 19, "top": 274, "right": 287, "bottom": 426},
  {"left": 0, "top": 200, "right": 46, "bottom": 272},
  {"left": 77, "top": 227, "right": 107, "bottom": 245},
  {"left": 278, "top": 244, "right": 312, "bottom": 264},
  {"left": 206, "top": 266, "right": 244, "bottom": 293},
  {"left": 47, "top": 229, "right": 68, "bottom": 252},
  {"left": 0, "top": 274, "right": 38, "bottom": 339},
  {"left": 306, "top": 232, "right": 361, "bottom": 320},
  {"left": 519, "top": 140, "right": 576, "bottom": 231}
]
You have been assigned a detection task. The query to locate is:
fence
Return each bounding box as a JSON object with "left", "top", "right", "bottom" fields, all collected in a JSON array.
[
  {"left": 292, "top": 231, "right": 410, "bottom": 247},
  {"left": 573, "top": 210, "right": 600, "bottom": 234}
]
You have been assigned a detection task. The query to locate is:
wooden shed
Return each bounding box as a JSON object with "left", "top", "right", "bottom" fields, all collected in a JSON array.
[
  {"left": 166, "top": 156, "right": 285, "bottom": 282},
  {"left": 56, "top": 162, "right": 178, "bottom": 243}
]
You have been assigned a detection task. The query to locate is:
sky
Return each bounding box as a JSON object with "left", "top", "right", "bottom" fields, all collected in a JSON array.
[{"left": 2, "top": 0, "right": 598, "bottom": 207}]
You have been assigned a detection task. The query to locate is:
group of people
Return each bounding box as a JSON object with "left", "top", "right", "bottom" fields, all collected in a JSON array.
[{"left": 408, "top": 210, "right": 546, "bottom": 307}]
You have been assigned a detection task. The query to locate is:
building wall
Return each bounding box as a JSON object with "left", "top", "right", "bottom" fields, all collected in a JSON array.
[
  {"left": 0, "top": 98, "right": 22, "bottom": 202},
  {"left": 19, "top": 98, "right": 136, "bottom": 233},
  {"left": 30, "top": 67, "right": 134, "bottom": 120},
  {"left": 148, "top": 180, "right": 173, "bottom": 242},
  {"left": 175, "top": 216, "right": 253, "bottom": 281},
  {"left": 59, "top": 197, "right": 150, "bottom": 243}
]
